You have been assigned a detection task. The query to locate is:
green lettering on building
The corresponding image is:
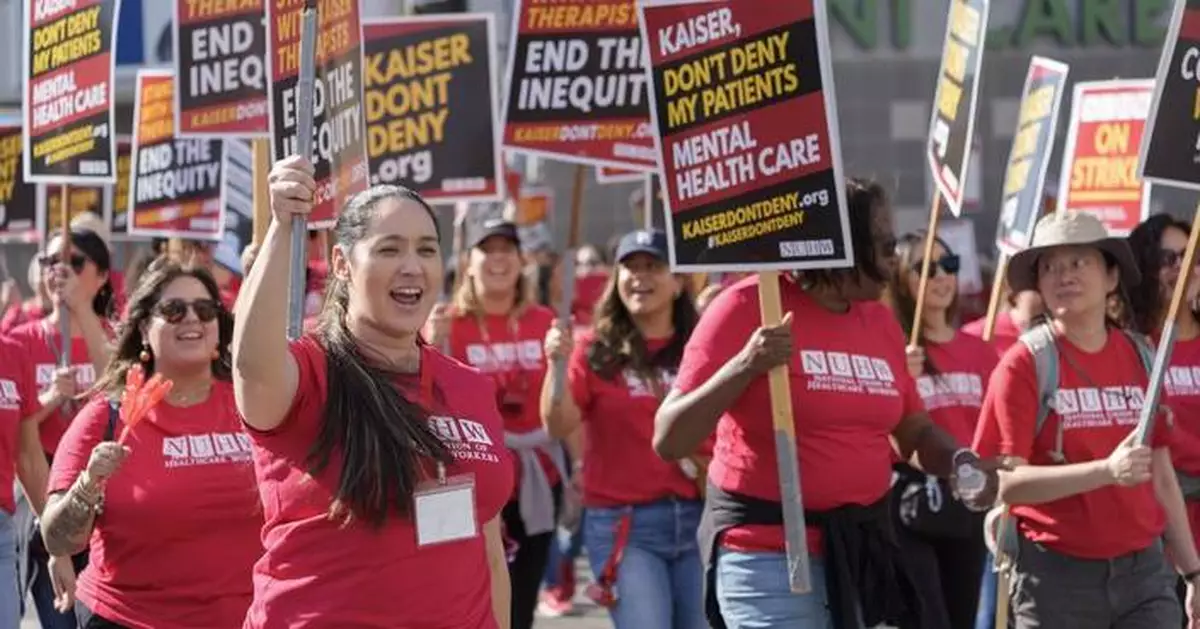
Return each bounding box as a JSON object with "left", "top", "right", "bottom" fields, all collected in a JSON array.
[{"left": 826, "top": 0, "right": 1168, "bottom": 51}]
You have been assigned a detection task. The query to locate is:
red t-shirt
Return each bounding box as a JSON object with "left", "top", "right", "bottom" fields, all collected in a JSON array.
[
  {"left": 447, "top": 306, "right": 559, "bottom": 489},
  {"left": 10, "top": 319, "right": 102, "bottom": 454},
  {"left": 1, "top": 301, "right": 48, "bottom": 335},
  {"left": 674, "top": 275, "right": 922, "bottom": 554},
  {"left": 47, "top": 381, "right": 262, "bottom": 628},
  {"left": 568, "top": 332, "right": 700, "bottom": 507},
  {"left": 0, "top": 339, "right": 30, "bottom": 513},
  {"left": 245, "top": 337, "right": 514, "bottom": 628},
  {"left": 917, "top": 333, "right": 997, "bottom": 446},
  {"left": 973, "top": 332, "right": 1169, "bottom": 559},
  {"left": 571, "top": 273, "right": 609, "bottom": 328},
  {"left": 961, "top": 311, "right": 1022, "bottom": 357}
]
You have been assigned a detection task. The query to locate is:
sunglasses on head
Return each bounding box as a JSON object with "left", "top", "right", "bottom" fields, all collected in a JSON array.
[
  {"left": 912, "top": 254, "right": 961, "bottom": 278},
  {"left": 153, "top": 298, "right": 220, "bottom": 324},
  {"left": 39, "top": 253, "right": 86, "bottom": 273}
]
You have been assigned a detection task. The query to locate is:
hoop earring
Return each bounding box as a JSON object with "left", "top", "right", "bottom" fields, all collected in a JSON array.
[{"left": 139, "top": 344, "right": 151, "bottom": 363}]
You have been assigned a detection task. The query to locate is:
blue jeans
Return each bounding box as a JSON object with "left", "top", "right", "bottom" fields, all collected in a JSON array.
[
  {"left": 584, "top": 499, "right": 705, "bottom": 629},
  {"left": 716, "top": 549, "right": 866, "bottom": 629},
  {"left": 0, "top": 511, "right": 18, "bottom": 629},
  {"left": 975, "top": 553, "right": 997, "bottom": 629},
  {"left": 543, "top": 512, "right": 585, "bottom": 588}
]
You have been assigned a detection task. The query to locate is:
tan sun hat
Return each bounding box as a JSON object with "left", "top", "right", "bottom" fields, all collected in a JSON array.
[{"left": 1006, "top": 211, "right": 1140, "bottom": 293}]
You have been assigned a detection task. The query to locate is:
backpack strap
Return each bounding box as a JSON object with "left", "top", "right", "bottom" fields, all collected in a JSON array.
[
  {"left": 104, "top": 399, "right": 120, "bottom": 443},
  {"left": 1018, "top": 322, "right": 1065, "bottom": 463}
]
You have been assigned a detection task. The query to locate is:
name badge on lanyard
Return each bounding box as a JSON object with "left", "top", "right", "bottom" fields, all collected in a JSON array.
[{"left": 413, "top": 349, "right": 479, "bottom": 547}]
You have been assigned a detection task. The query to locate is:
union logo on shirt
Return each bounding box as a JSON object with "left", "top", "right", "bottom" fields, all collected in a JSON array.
[
  {"left": 0, "top": 379, "right": 19, "bottom": 411},
  {"left": 162, "top": 432, "right": 253, "bottom": 468},
  {"left": 1165, "top": 366, "right": 1200, "bottom": 398},
  {"left": 916, "top": 372, "right": 983, "bottom": 411},
  {"left": 623, "top": 368, "right": 676, "bottom": 398},
  {"left": 1053, "top": 386, "right": 1143, "bottom": 430},
  {"left": 465, "top": 341, "right": 543, "bottom": 373},
  {"left": 35, "top": 363, "right": 95, "bottom": 389},
  {"left": 799, "top": 350, "right": 897, "bottom": 397},
  {"left": 428, "top": 415, "right": 502, "bottom": 464}
]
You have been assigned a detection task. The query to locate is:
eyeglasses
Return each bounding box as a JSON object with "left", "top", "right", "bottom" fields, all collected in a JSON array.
[
  {"left": 38, "top": 253, "right": 86, "bottom": 273},
  {"left": 912, "top": 254, "right": 961, "bottom": 278},
  {"left": 1160, "top": 248, "right": 1199, "bottom": 269},
  {"left": 153, "top": 298, "right": 220, "bottom": 324}
]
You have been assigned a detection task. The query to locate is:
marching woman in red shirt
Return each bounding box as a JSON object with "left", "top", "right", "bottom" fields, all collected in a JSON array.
[
  {"left": 39, "top": 261, "right": 262, "bottom": 628},
  {"left": 974, "top": 211, "right": 1200, "bottom": 628},
  {"left": 12, "top": 228, "right": 115, "bottom": 629},
  {"left": 887, "top": 232, "right": 997, "bottom": 629},
  {"left": 654, "top": 179, "right": 992, "bottom": 629},
  {"left": 427, "top": 219, "right": 562, "bottom": 629},
  {"left": 234, "top": 157, "right": 513, "bottom": 628},
  {"left": 0, "top": 258, "right": 51, "bottom": 334},
  {"left": 541, "top": 229, "right": 706, "bottom": 629}
]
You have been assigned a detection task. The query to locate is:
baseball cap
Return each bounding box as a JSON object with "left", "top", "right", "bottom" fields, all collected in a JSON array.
[
  {"left": 614, "top": 229, "right": 668, "bottom": 263},
  {"left": 471, "top": 219, "right": 520, "bottom": 249}
]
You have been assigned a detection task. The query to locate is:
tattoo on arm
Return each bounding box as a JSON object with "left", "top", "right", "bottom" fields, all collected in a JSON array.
[{"left": 41, "top": 482, "right": 98, "bottom": 557}]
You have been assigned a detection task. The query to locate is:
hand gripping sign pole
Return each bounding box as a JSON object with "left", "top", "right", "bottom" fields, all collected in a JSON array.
[
  {"left": 287, "top": 0, "right": 319, "bottom": 341},
  {"left": 549, "top": 165, "right": 586, "bottom": 404},
  {"left": 58, "top": 185, "right": 72, "bottom": 367}
]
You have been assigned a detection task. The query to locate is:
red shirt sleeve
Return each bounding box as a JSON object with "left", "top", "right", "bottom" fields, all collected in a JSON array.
[
  {"left": 979, "top": 345, "right": 1039, "bottom": 460},
  {"left": 47, "top": 397, "right": 110, "bottom": 494},
  {"left": 674, "top": 284, "right": 758, "bottom": 395},
  {"left": 567, "top": 337, "right": 593, "bottom": 414}
]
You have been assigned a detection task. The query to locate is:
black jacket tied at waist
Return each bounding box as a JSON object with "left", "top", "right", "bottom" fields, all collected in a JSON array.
[{"left": 699, "top": 482, "right": 916, "bottom": 629}]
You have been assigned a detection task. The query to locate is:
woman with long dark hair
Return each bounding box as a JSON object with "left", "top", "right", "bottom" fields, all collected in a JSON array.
[
  {"left": 653, "top": 179, "right": 993, "bottom": 628},
  {"left": 39, "top": 260, "right": 261, "bottom": 628},
  {"left": 428, "top": 219, "right": 562, "bottom": 629},
  {"left": 541, "top": 229, "right": 706, "bottom": 628},
  {"left": 974, "top": 211, "right": 1200, "bottom": 628},
  {"left": 886, "top": 232, "right": 996, "bottom": 629},
  {"left": 234, "top": 157, "right": 513, "bottom": 628},
  {"left": 11, "top": 228, "right": 115, "bottom": 629}
]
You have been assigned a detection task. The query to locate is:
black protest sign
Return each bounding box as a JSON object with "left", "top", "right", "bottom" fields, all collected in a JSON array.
[
  {"left": 213, "top": 138, "right": 254, "bottom": 275},
  {"left": 23, "top": 0, "right": 118, "bottom": 184},
  {"left": 927, "top": 0, "right": 989, "bottom": 217},
  {"left": 997, "top": 57, "right": 1069, "bottom": 254},
  {"left": 173, "top": 0, "right": 270, "bottom": 137},
  {"left": 363, "top": 15, "right": 502, "bottom": 204},
  {"left": 1140, "top": 0, "right": 1200, "bottom": 189},
  {"left": 0, "top": 124, "right": 39, "bottom": 241},
  {"left": 639, "top": 0, "right": 852, "bottom": 272}
]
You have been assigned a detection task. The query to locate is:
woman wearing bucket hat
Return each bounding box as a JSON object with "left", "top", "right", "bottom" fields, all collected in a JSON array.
[{"left": 973, "top": 211, "right": 1200, "bottom": 628}]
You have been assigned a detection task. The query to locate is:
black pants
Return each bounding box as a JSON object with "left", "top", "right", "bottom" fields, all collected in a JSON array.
[
  {"left": 895, "top": 521, "right": 986, "bottom": 629},
  {"left": 75, "top": 600, "right": 128, "bottom": 628},
  {"left": 501, "top": 484, "right": 562, "bottom": 629}
]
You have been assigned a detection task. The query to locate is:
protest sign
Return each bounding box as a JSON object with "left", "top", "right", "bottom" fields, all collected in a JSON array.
[
  {"left": 38, "top": 184, "right": 107, "bottom": 241},
  {"left": 996, "top": 57, "right": 1068, "bottom": 255},
  {"left": 109, "top": 136, "right": 132, "bottom": 239},
  {"left": 129, "top": 70, "right": 226, "bottom": 241},
  {"left": 1140, "top": 0, "right": 1200, "bottom": 189},
  {"left": 173, "top": 0, "right": 270, "bottom": 137},
  {"left": 1057, "top": 79, "right": 1153, "bottom": 236},
  {"left": 214, "top": 138, "right": 254, "bottom": 275},
  {"left": 927, "top": 0, "right": 989, "bottom": 217},
  {"left": 596, "top": 166, "right": 641, "bottom": 184},
  {"left": 638, "top": 0, "right": 852, "bottom": 272},
  {"left": 22, "top": 0, "right": 119, "bottom": 184},
  {"left": 502, "top": 0, "right": 656, "bottom": 171},
  {"left": 363, "top": 15, "right": 502, "bottom": 204},
  {"left": 0, "top": 122, "right": 40, "bottom": 242},
  {"left": 514, "top": 185, "right": 552, "bottom": 227},
  {"left": 267, "top": 0, "right": 369, "bottom": 228}
]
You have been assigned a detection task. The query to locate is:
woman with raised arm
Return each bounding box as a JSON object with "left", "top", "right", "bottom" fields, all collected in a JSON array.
[
  {"left": 540, "top": 229, "right": 706, "bottom": 629},
  {"left": 653, "top": 179, "right": 994, "bottom": 629},
  {"left": 974, "top": 211, "right": 1200, "bottom": 628},
  {"left": 39, "top": 261, "right": 261, "bottom": 628},
  {"left": 10, "top": 228, "right": 114, "bottom": 629},
  {"left": 233, "top": 157, "right": 513, "bottom": 629}
]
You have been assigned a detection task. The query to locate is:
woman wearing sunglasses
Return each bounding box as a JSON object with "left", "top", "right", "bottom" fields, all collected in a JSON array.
[
  {"left": 39, "top": 260, "right": 262, "bottom": 628},
  {"left": 234, "top": 158, "right": 513, "bottom": 628},
  {"left": 886, "top": 232, "right": 996, "bottom": 629},
  {"left": 9, "top": 228, "right": 114, "bottom": 629}
]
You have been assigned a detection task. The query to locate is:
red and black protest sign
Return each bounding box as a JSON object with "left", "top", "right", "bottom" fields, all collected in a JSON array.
[
  {"left": 173, "top": 0, "right": 270, "bottom": 137},
  {"left": 22, "top": 0, "right": 119, "bottom": 184},
  {"left": 638, "top": 0, "right": 852, "bottom": 272},
  {"left": 1140, "top": 0, "right": 1200, "bottom": 189},
  {"left": 129, "top": 70, "right": 226, "bottom": 240},
  {"left": 597, "top": 165, "right": 641, "bottom": 184},
  {"left": 110, "top": 136, "right": 132, "bottom": 238},
  {"left": 267, "top": 0, "right": 369, "bottom": 229},
  {"left": 996, "top": 57, "right": 1069, "bottom": 255},
  {"left": 502, "top": 0, "right": 656, "bottom": 171},
  {"left": 363, "top": 15, "right": 502, "bottom": 204},
  {"left": 1058, "top": 80, "right": 1153, "bottom": 236},
  {"left": 0, "top": 122, "right": 39, "bottom": 241},
  {"left": 927, "top": 0, "right": 989, "bottom": 217}
]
